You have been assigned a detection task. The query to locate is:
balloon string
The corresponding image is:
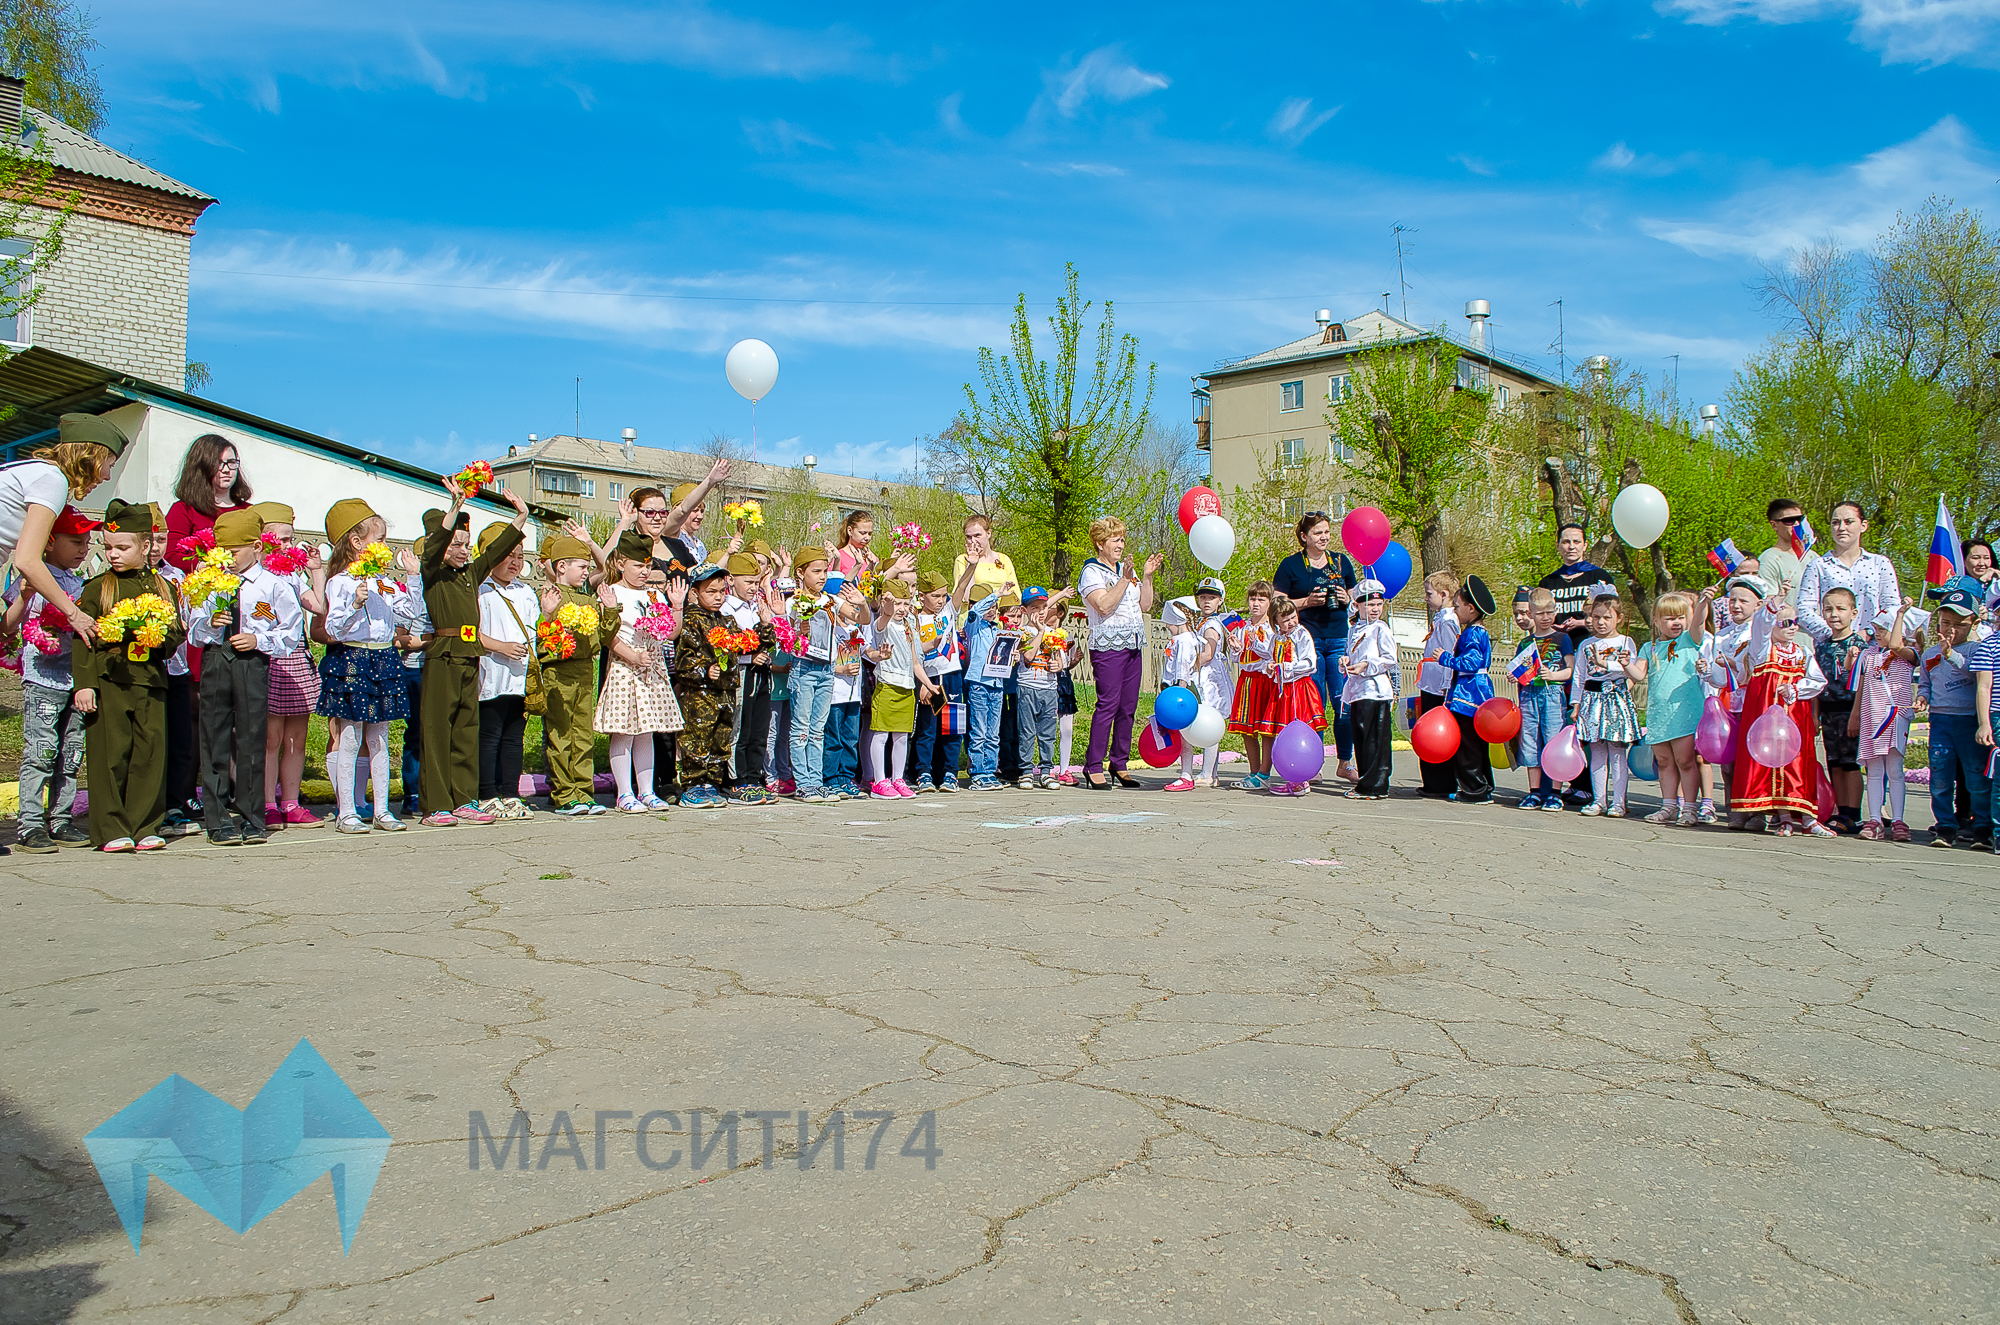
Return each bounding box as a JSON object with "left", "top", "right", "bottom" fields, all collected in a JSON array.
[{"left": 751, "top": 398, "right": 757, "bottom": 466}]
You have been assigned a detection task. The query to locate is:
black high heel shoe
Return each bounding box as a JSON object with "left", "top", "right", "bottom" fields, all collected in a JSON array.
[
  {"left": 1111, "top": 771, "right": 1141, "bottom": 789},
  {"left": 1085, "top": 773, "right": 1110, "bottom": 790}
]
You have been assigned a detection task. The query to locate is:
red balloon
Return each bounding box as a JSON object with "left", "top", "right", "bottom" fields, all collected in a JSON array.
[
  {"left": 1341, "top": 506, "right": 1392, "bottom": 566},
  {"left": 1137, "top": 720, "right": 1183, "bottom": 768},
  {"left": 1411, "top": 706, "right": 1462, "bottom": 763},
  {"left": 1473, "top": 697, "right": 1521, "bottom": 743},
  {"left": 1177, "top": 486, "right": 1222, "bottom": 534}
]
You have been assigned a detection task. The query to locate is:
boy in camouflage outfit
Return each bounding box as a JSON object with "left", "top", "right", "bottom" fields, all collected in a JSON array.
[{"left": 672, "top": 563, "right": 737, "bottom": 807}]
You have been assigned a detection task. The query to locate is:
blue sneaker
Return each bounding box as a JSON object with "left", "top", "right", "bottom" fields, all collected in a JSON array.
[{"left": 1518, "top": 793, "right": 1543, "bottom": 810}]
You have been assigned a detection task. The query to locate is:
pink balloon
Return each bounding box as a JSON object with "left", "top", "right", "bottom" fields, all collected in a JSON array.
[
  {"left": 1539, "top": 724, "right": 1586, "bottom": 783},
  {"left": 1694, "top": 696, "right": 1735, "bottom": 765},
  {"left": 1341, "top": 506, "right": 1392, "bottom": 567},
  {"left": 1746, "top": 708, "right": 1802, "bottom": 769}
]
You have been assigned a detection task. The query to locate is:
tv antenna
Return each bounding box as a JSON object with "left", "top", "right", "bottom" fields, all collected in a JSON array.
[
  {"left": 1547, "top": 299, "right": 1566, "bottom": 383},
  {"left": 1392, "top": 224, "right": 1417, "bottom": 322}
]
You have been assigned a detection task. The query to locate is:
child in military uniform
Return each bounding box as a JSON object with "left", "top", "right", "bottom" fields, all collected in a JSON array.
[
  {"left": 672, "top": 563, "right": 737, "bottom": 808},
  {"left": 419, "top": 478, "right": 530, "bottom": 825},
  {"left": 538, "top": 533, "right": 621, "bottom": 815},
  {"left": 72, "top": 499, "right": 186, "bottom": 852}
]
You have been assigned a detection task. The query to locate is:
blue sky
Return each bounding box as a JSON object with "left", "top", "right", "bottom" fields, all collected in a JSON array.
[{"left": 88, "top": 0, "right": 2000, "bottom": 481}]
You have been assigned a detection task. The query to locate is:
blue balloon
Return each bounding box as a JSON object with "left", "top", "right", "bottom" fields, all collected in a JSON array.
[
  {"left": 1628, "top": 741, "right": 1658, "bottom": 782},
  {"left": 1153, "top": 686, "right": 1199, "bottom": 731},
  {"left": 1369, "top": 541, "right": 1413, "bottom": 599}
]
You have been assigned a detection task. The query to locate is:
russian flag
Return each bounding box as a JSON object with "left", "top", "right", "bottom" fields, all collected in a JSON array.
[
  {"left": 1927, "top": 496, "right": 1963, "bottom": 589},
  {"left": 1509, "top": 647, "right": 1540, "bottom": 686},
  {"left": 1706, "top": 538, "right": 1745, "bottom": 577},
  {"left": 1789, "top": 515, "right": 1817, "bottom": 559}
]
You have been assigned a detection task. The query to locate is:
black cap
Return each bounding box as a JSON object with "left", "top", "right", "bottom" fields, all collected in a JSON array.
[
  {"left": 1463, "top": 574, "right": 1497, "bottom": 618},
  {"left": 1512, "top": 585, "right": 1533, "bottom": 603}
]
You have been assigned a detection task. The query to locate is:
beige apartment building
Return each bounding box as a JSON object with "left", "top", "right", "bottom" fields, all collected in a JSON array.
[{"left": 1195, "top": 304, "right": 1560, "bottom": 523}]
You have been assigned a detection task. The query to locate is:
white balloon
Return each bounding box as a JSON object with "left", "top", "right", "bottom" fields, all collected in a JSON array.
[
  {"left": 1611, "top": 482, "right": 1670, "bottom": 549},
  {"left": 1187, "top": 513, "right": 1235, "bottom": 569},
  {"left": 725, "top": 338, "right": 779, "bottom": 402},
  {"left": 1182, "top": 703, "right": 1226, "bottom": 748}
]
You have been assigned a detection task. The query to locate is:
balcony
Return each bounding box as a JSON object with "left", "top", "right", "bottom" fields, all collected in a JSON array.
[{"left": 1195, "top": 419, "right": 1210, "bottom": 451}]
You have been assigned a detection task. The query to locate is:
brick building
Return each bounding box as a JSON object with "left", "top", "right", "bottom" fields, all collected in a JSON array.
[{"left": 0, "top": 75, "right": 214, "bottom": 384}]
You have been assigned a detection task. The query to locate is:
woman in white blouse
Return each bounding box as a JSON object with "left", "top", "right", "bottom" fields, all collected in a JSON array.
[
  {"left": 1077, "top": 517, "right": 1161, "bottom": 789},
  {"left": 0, "top": 413, "right": 123, "bottom": 645}
]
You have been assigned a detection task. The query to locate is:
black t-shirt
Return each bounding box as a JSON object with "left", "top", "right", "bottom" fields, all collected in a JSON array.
[
  {"left": 1538, "top": 562, "right": 1617, "bottom": 644},
  {"left": 1274, "top": 552, "right": 1358, "bottom": 638},
  {"left": 652, "top": 535, "right": 700, "bottom": 580}
]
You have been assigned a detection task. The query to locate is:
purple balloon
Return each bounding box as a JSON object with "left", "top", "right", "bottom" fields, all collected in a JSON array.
[
  {"left": 1539, "top": 724, "right": 1586, "bottom": 783},
  {"left": 1746, "top": 707, "right": 1802, "bottom": 769},
  {"left": 1695, "top": 697, "right": 1736, "bottom": 765},
  {"left": 1270, "top": 719, "right": 1327, "bottom": 784}
]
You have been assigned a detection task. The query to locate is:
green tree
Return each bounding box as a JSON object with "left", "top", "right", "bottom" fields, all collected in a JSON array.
[
  {"left": 2, "top": 0, "right": 105, "bottom": 136},
  {"left": 961, "top": 264, "right": 1156, "bottom": 586},
  {"left": 0, "top": 97, "right": 72, "bottom": 371}
]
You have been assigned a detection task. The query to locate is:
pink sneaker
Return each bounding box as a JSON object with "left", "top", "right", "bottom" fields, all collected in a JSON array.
[
  {"left": 891, "top": 779, "right": 916, "bottom": 798},
  {"left": 773, "top": 779, "right": 797, "bottom": 796},
  {"left": 453, "top": 802, "right": 497, "bottom": 825},
  {"left": 1266, "top": 780, "right": 1295, "bottom": 795},
  {"left": 1055, "top": 772, "right": 1077, "bottom": 786},
  {"left": 282, "top": 801, "right": 323, "bottom": 827},
  {"left": 1164, "top": 778, "right": 1195, "bottom": 792},
  {"left": 869, "top": 780, "right": 900, "bottom": 799},
  {"left": 421, "top": 811, "right": 459, "bottom": 827}
]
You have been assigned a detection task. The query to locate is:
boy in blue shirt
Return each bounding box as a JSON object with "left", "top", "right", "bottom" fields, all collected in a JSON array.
[
  {"left": 1921, "top": 588, "right": 1988, "bottom": 849},
  {"left": 1428, "top": 575, "right": 1498, "bottom": 804},
  {"left": 962, "top": 588, "right": 1021, "bottom": 790}
]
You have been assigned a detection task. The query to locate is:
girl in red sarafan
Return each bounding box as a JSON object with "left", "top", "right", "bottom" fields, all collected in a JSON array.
[{"left": 1728, "top": 595, "right": 1835, "bottom": 837}]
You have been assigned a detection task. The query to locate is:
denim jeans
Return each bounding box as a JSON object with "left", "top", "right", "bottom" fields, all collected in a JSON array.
[
  {"left": 822, "top": 699, "right": 860, "bottom": 790},
  {"left": 1515, "top": 684, "right": 1568, "bottom": 791},
  {"left": 767, "top": 696, "right": 794, "bottom": 781},
  {"left": 911, "top": 669, "right": 963, "bottom": 785},
  {"left": 19, "top": 681, "right": 82, "bottom": 834},
  {"left": 789, "top": 660, "right": 834, "bottom": 795},
  {"left": 1307, "top": 628, "right": 1354, "bottom": 762},
  {"left": 1016, "top": 684, "right": 1060, "bottom": 776},
  {"left": 967, "top": 681, "right": 1005, "bottom": 781},
  {"left": 1929, "top": 712, "right": 1992, "bottom": 838}
]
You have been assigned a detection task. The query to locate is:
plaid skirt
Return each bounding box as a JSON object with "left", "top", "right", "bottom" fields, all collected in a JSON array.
[
  {"left": 317, "top": 644, "right": 410, "bottom": 723},
  {"left": 268, "top": 647, "right": 322, "bottom": 716}
]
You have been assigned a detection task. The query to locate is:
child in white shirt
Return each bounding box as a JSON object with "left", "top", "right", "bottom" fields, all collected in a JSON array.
[
  {"left": 1160, "top": 599, "right": 1215, "bottom": 792},
  {"left": 1340, "top": 581, "right": 1397, "bottom": 798}
]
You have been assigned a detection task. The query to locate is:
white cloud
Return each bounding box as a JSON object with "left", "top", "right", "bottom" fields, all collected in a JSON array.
[
  {"left": 1658, "top": 0, "right": 2000, "bottom": 68},
  {"left": 1027, "top": 161, "right": 1127, "bottom": 177},
  {"left": 938, "top": 91, "right": 970, "bottom": 138},
  {"left": 1593, "top": 141, "right": 1699, "bottom": 176},
  {"left": 1266, "top": 97, "right": 1340, "bottom": 147},
  {"left": 1640, "top": 116, "right": 2000, "bottom": 258},
  {"left": 1042, "top": 46, "right": 1170, "bottom": 118},
  {"left": 1450, "top": 153, "right": 1497, "bottom": 176},
  {"left": 742, "top": 118, "right": 831, "bottom": 156}
]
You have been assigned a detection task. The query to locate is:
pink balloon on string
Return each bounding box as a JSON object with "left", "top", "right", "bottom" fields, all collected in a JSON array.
[
  {"left": 1745, "top": 708, "right": 1802, "bottom": 769},
  {"left": 1694, "top": 696, "right": 1735, "bottom": 765},
  {"left": 1539, "top": 724, "right": 1586, "bottom": 783}
]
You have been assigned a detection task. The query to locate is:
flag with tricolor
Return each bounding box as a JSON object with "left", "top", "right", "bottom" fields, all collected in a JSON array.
[
  {"left": 1927, "top": 496, "right": 1963, "bottom": 590},
  {"left": 1789, "top": 515, "right": 1817, "bottom": 559},
  {"left": 1509, "top": 645, "right": 1540, "bottom": 687},
  {"left": 1872, "top": 705, "right": 1901, "bottom": 741},
  {"left": 1706, "top": 538, "right": 1745, "bottom": 577}
]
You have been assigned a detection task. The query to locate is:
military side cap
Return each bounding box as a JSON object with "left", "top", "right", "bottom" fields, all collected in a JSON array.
[
  {"left": 147, "top": 502, "right": 166, "bottom": 532},
  {"left": 793, "top": 547, "right": 830, "bottom": 573},
  {"left": 326, "top": 498, "right": 378, "bottom": 545},
  {"left": 100, "top": 498, "right": 151, "bottom": 535},
  {"left": 422, "top": 507, "right": 471, "bottom": 533},
  {"left": 542, "top": 535, "right": 592, "bottom": 563},
  {"left": 252, "top": 501, "right": 295, "bottom": 527},
  {"left": 615, "top": 531, "right": 653, "bottom": 563},
  {"left": 478, "top": 522, "right": 516, "bottom": 554},
  {"left": 725, "top": 551, "right": 760, "bottom": 576},
  {"left": 670, "top": 482, "right": 699, "bottom": 507},
  {"left": 997, "top": 590, "right": 1022, "bottom": 608},
  {"left": 214, "top": 508, "right": 264, "bottom": 547},
  {"left": 881, "top": 577, "right": 912, "bottom": 599},
  {"left": 1462, "top": 574, "right": 1497, "bottom": 618},
  {"left": 58, "top": 412, "right": 127, "bottom": 456},
  {"left": 751, "top": 539, "right": 774, "bottom": 558},
  {"left": 916, "top": 570, "right": 947, "bottom": 592}
]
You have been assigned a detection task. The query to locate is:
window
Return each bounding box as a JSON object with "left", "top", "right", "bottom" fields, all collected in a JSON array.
[
  {"left": 1280, "top": 380, "right": 1305, "bottom": 412},
  {"left": 1327, "top": 492, "right": 1349, "bottom": 519},
  {"left": 0, "top": 238, "right": 32, "bottom": 345},
  {"left": 540, "top": 470, "right": 582, "bottom": 495},
  {"left": 610, "top": 482, "right": 623, "bottom": 501},
  {"left": 581, "top": 478, "right": 596, "bottom": 498},
  {"left": 1456, "top": 359, "right": 1490, "bottom": 391},
  {"left": 1494, "top": 383, "right": 1510, "bottom": 409},
  {"left": 1329, "top": 431, "right": 1353, "bottom": 464},
  {"left": 496, "top": 477, "right": 506, "bottom": 490},
  {"left": 1278, "top": 437, "right": 1306, "bottom": 468},
  {"left": 1282, "top": 497, "right": 1306, "bottom": 521},
  {"left": 1327, "top": 374, "right": 1352, "bottom": 403}
]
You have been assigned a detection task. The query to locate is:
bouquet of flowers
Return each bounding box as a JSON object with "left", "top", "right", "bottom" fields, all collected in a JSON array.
[
  {"left": 723, "top": 499, "right": 764, "bottom": 528},
  {"left": 770, "top": 613, "right": 809, "bottom": 657},
  {"left": 181, "top": 546, "right": 242, "bottom": 619},
  {"left": 260, "top": 530, "right": 309, "bottom": 575},
  {"left": 633, "top": 601, "right": 677, "bottom": 649},
  {"left": 705, "top": 625, "right": 760, "bottom": 670},
  {"left": 23, "top": 603, "right": 71, "bottom": 656},
  {"left": 537, "top": 617, "right": 576, "bottom": 661},
  {"left": 1040, "top": 626, "right": 1070, "bottom": 658},
  {"left": 449, "top": 460, "right": 495, "bottom": 498},
  {"left": 353, "top": 542, "right": 396, "bottom": 577},
  {"left": 173, "top": 527, "right": 216, "bottom": 558},
  {"left": 890, "top": 522, "right": 931, "bottom": 557},
  {"left": 97, "top": 592, "right": 177, "bottom": 662}
]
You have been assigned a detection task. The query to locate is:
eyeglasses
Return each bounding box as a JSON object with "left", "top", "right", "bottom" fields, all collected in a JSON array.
[
  {"left": 637, "top": 507, "right": 669, "bottom": 517},
  {"left": 215, "top": 460, "right": 240, "bottom": 472}
]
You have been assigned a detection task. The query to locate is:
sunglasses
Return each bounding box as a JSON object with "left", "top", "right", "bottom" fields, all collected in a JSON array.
[
  {"left": 1774, "top": 514, "right": 1803, "bottom": 525},
  {"left": 637, "top": 507, "right": 670, "bottom": 517}
]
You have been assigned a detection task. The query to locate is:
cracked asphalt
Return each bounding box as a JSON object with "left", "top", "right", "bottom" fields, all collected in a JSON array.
[{"left": 3, "top": 752, "right": 1995, "bottom": 1324}]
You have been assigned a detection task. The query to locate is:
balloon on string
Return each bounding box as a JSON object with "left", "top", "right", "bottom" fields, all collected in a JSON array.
[
  {"left": 1610, "top": 483, "right": 1670, "bottom": 549},
  {"left": 1472, "top": 697, "right": 1521, "bottom": 743},
  {"left": 1152, "top": 686, "right": 1198, "bottom": 732},
  {"left": 1177, "top": 486, "right": 1222, "bottom": 534},
  {"left": 1137, "top": 719, "right": 1183, "bottom": 768},
  {"left": 1539, "top": 725, "right": 1586, "bottom": 783},
  {"left": 1371, "top": 540, "right": 1413, "bottom": 599},
  {"left": 1182, "top": 703, "right": 1227, "bottom": 748},
  {"left": 1188, "top": 514, "right": 1235, "bottom": 570},
  {"left": 725, "top": 339, "right": 779, "bottom": 402},
  {"left": 1627, "top": 741, "right": 1658, "bottom": 781},
  {"left": 1341, "top": 506, "right": 1392, "bottom": 566},
  {"left": 1694, "top": 696, "right": 1736, "bottom": 764},
  {"left": 1411, "top": 706, "right": 1461, "bottom": 763},
  {"left": 1271, "top": 720, "right": 1327, "bottom": 784},
  {"left": 1745, "top": 707, "right": 1802, "bottom": 769}
]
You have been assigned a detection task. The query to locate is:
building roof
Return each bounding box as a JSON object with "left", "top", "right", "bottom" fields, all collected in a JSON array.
[
  {"left": 0, "top": 346, "right": 566, "bottom": 521},
  {"left": 1201, "top": 308, "right": 1561, "bottom": 389},
  {"left": 496, "top": 434, "right": 908, "bottom": 504},
  {"left": 24, "top": 109, "right": 215, "bottom": 203}
]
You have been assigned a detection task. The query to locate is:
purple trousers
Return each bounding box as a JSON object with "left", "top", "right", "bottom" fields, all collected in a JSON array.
[{"left": 1085, "top": 647, "right": 1142, "bottom": 774}]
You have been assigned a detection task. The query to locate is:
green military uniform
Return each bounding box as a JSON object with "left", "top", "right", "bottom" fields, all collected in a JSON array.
[
  {"left": 419, "top": 508, "right": 524, "bottom": 814},
  {"left": 542, "top": 578, "right": 620, "bottom": 809},
  {"left": 72, "top": 501, "right": 186, "bottom": 847},
  {"left": 673, "top": 599, "right": 736, "bottom": 790}
]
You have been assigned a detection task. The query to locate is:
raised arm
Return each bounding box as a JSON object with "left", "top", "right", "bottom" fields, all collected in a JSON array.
[{"left": 660, "top": 458, "right": 727, "bottom": 539}]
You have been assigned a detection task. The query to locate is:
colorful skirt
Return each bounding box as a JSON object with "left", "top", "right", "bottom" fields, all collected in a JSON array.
[
  {"left": 269, "top": 647, "right": 323, "bottom": 716},
  {"left": 1576, "top": 683, "right": 1642, "bottom": 744},
  {"left": 1227, "top": 670, "right": 1279, "bottom": 736},
  {"left": 317, "top": 644, "right": 410, "bottom": 722},
  {"left": 595, "top": 658, "right": 683, "bottom": 736},
  {"left": 1272, "top": 676, "right": 1328, "bottom": 732}
]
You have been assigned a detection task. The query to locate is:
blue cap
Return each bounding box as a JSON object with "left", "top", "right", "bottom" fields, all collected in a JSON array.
[
  {"left": 825, "top": 571, "right": 848, "bottom": 593},
  {"left": 1022, "top": 585, "right": 1049, "bottom": 603}
]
